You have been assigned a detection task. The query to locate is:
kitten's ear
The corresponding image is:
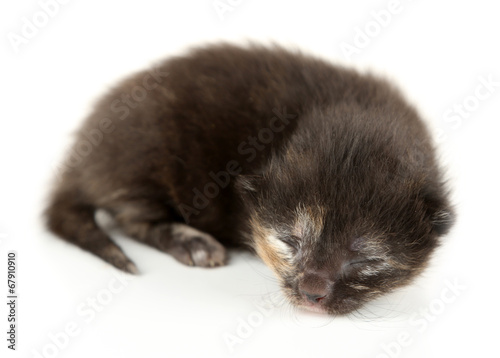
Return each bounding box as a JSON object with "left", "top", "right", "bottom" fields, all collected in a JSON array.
[
  {"left": 234, "top": 174, "right": 263, "bottom": 199},
  {"left": 422, "top": 184, "right": 455, "bottom": 236},
  {"left": 430, "top": 208, "right": 455, "bottom": 236}
]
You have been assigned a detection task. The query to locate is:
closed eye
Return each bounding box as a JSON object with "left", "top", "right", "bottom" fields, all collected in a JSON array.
[
  {"left": 279, "top": 236, "right": 300, "bottom": 251},
  {"left": 349, "top": 258, "right": 381, "bottom": 267},
  {"left": 342, "top": 258, "right": 381, "bottom": 278}
]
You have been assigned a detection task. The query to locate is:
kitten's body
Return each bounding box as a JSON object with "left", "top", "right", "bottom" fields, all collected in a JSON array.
[{"left": 46, "top": 44, "right": 453, "bottom": 314}]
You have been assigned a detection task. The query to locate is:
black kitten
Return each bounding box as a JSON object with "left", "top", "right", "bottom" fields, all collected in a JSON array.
[{"left": 45, "top": 43, "right": 454, "bottom": 314}]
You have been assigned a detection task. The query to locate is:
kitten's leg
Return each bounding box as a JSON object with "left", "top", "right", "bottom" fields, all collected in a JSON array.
[
  {"left": 113, "top": 202, "right": 227, "bottom": 267},
  {"left": 45, "top": 191, "right": 138, "bottom": 274}
]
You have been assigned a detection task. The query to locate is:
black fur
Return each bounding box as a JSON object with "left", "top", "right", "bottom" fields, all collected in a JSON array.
[{"left": 45, "top": 43, "right": 454, "bottom": 314}]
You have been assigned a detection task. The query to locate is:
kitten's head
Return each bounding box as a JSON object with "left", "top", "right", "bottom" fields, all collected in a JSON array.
[{"left": 236, "top": 112, "right": 454, "bottom": 315}]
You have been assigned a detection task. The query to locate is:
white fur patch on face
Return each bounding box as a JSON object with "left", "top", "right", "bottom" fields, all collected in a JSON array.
[
  {"left": 348, "top": 283, "right": 370, "bottom": 291},
  {"left": 292, "top": 205, "right": 325, "bottom": 241},
  {"left": 358, "top": 266, "right": 380, "bottom": 277},
  {"left": 266, "top": 233, "right": 294, "bottom": 261},
  {"left": 248, "top": 206, "right": 325, "bottom": 278},
  {"left": 358, "top": 261, "right": 392, "bottom": 277}
]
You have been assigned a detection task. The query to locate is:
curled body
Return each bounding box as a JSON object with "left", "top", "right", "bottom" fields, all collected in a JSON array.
[{"left": 45, "top": 43, "right": 454, "bottom": 315}]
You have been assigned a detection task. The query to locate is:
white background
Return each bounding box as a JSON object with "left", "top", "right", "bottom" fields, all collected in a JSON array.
[{"left": 1, "top": 1, "right": 499, "bottom": 357}]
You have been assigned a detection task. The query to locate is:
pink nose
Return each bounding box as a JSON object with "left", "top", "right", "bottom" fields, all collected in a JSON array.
[
  {"left": 299, "top": 271, "right": 331, "bottom": 304},
  {"left": 302, "top": 291, "right": 326, "bottom": 303}
]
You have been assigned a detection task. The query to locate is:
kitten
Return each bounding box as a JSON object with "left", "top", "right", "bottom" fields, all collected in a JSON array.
[{"left": 45, "top": 43, "right": 454, "bottom": 314}]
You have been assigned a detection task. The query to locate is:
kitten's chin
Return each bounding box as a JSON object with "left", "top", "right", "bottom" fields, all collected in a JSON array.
[
  {"left": 298, "top": 301, "right": 328, "bottom": 314},
  {"left": 297, "top": 297, "right": 363, "bottom": 315},
  {"left": 300, "top": 305, "right": 327, "bottom": 314}
]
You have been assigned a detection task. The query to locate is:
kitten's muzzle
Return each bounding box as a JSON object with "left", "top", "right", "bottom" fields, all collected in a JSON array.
[{"left": 298, "top": 269, "right": 333, "bottom": 305}]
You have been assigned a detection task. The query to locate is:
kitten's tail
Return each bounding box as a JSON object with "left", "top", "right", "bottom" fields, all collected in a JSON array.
[{"left": 44, "top": 181, "right": 138, "bottom": 274}]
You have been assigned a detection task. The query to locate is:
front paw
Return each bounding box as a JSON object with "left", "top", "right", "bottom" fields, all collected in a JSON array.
[{"left": 167, "top": 224, "right": 227, "bottom": 267}]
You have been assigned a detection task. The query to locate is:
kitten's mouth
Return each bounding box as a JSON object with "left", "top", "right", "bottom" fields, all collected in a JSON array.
[
  {"left": 289, "top": 289, "right": 329, "bottom": 313},
  {"left": 286, "top": 287, "right": 360, "bottom": 315}
]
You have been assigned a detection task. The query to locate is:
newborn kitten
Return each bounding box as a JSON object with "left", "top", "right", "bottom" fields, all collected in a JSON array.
[{"left": 45, "top": 43, "right": 454, "bottom": 315}]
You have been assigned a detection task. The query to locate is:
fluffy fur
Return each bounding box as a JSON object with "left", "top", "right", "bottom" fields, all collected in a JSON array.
[{"left": 45, "top": 43, "right": 454, "bottom": 314}]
